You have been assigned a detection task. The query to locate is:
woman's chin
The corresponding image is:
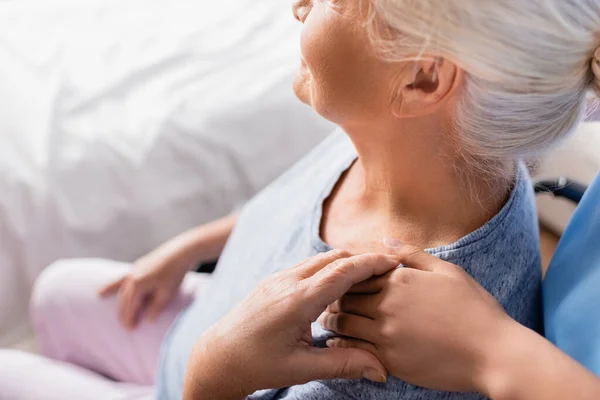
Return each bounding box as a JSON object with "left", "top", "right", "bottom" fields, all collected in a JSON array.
[{"left": 293, "top": 72, "right": 312, "bottom": 106}]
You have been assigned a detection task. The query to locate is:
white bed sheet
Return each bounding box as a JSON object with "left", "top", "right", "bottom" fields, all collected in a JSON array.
[{"left": 0, "top": 0, "right": 334, "bottom": 347}]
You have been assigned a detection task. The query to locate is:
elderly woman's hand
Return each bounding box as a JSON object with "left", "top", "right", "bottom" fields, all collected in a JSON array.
[
  {"left": 183, "top": 250, "right": 401, "bottom": 400},
  {"left": 319, "top": 244, "right": 512, "bottom": 395}
]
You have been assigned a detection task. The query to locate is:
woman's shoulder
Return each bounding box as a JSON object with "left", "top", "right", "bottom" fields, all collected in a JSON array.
[
  {"left": 432, "top": 162, "right": 542, "bottom": 327},
  {"left": 432, "top": 162, "right": 539, "bottom": 262}
]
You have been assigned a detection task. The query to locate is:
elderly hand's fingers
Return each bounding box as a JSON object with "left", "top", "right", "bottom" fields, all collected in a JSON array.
[
  {"left": 292, "top": 346, "right": 387, "bottom": 384},
  {"left": 318, "top": 311, "right": 378, "bottom": 343},
  {"left": 304, "top": 253, "right": 399, "bottom": 315},
  {"left": 146, "top": 291, "right": 170, "bottom": 322},
  {"left": 294, "top": 249, "right": 352, "bottom": 278},
  {"left": 98, "top": 277, "right": 125, "bottom": 297},
  {"left": 328, "top": 293, "right": 380, "bottom": 319},
  {"left": 119, "top": 282, "right": 144, "bottom": 330}
]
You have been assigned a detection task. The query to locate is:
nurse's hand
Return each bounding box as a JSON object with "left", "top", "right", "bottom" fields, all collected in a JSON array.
[
  {"left": 320, "top": 245, "right": 509, "bottom": 394},
  {"left": 321, "top": 245, "right": 600, "bottom": 400},
  {"left": 183, "top": 250, "right": 400, "bottom": 400}
]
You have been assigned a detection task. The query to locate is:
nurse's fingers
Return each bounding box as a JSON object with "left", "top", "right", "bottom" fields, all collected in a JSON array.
[
  {"left": 292, "top": 346, "right": 386, "bottom": 384},
  {"left": 326, "top": 337, "right": 378, "bottom": 358},
  {"left": 328, "top": 293, "right": 380, "bottom": 319},
  {"left": 346, "top": 275, "right": 387, "bottom": 294},
  {"left": 318, "top": 311, "right": 379, "bottom": 343},
  {"left": 384, "top": 243, "right": 454, "bottom": 274}
]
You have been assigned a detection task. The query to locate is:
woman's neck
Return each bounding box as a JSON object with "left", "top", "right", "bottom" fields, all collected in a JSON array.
[{"left": 339, "top": 121, "right": 513, "bottom": 248}]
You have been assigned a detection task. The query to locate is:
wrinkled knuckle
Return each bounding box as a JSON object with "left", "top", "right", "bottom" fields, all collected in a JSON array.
[
  {"left": 390, "top": 269, "right": 412, "bottom": 285},
  {"left": 367, "top": 252, "right": 386, "bottom": 262},
  {"left": 353, "top": 253, "right": 377, "bottom": 268},
  {"left": 321, "top": 259, "right": 353, "bottom": 282},
  {"left": 283, "top": 280, "right": 303, "bottom": 299},
  {"left": 379, "top": 324, "right": 396, "bottom": 343},
  {"left": 330, "top": 249, "right": 351, "bottom": 259},
  {"left": 378, "top": 301, "right": 393, "bottom": 317},
  {"left": 329, "top": 258, "right": 352, "bottom": 272}
]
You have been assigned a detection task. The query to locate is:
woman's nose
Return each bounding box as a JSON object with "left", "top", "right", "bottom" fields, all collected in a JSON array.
[{"left": 292, "top": 0, "right": 311, "bottom": 23}]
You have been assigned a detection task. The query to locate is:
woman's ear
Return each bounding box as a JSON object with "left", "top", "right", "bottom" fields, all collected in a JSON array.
[{"left": 391, "top": 57, "right": 460, "bottom": 119}]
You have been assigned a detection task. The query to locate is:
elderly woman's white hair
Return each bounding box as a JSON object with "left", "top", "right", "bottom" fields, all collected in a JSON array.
[{"left": 361, "top": 0, "right": 600, "bottom": 178}]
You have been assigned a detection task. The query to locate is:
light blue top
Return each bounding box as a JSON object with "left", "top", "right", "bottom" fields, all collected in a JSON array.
[
  {"left": 544, "top": 172, "right": 600, "bottom": 375},
  {"left": 156, "top": 130, "right": 542, "bottom": 400}
]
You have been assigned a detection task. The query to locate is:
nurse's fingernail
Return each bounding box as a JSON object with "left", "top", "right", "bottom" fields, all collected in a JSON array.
[
  {"left": 383, "top": 237, "right": 403, "bottom": 248},
  {"left": 363, "top": 369, "right": 387, "bottom": 383}
]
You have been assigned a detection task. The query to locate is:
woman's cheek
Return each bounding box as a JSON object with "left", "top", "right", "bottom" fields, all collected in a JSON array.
[
  {"left": 297, "top": 20, "right": 323, "bottom": 106},
  {"left": 299, "top": 14, "right": 321, "bottom": 73},
  {"left": 298, "top": 5, "right": 374, "bottom": 123}
]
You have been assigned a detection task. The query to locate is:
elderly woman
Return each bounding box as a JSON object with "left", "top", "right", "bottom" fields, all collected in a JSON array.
[{"left": 1, "top": 0, "right": 599, "bottom": 398}]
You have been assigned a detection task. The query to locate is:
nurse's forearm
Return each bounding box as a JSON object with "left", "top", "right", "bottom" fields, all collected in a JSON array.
[{"left": 481, "top": 320, "right": 600, "bottom": 400}]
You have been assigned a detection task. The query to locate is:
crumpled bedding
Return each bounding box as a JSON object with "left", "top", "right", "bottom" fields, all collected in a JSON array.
[{"left": 0, "top": 0, "right": 334, "bottom": 347}]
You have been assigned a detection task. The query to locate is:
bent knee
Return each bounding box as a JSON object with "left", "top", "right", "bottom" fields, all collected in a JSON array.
[
  {"left": 30, "top": 258, "right": 129, "bottom": 326},
  {"left": 31, "top": 259, "right": 83, "bottom": 320}
]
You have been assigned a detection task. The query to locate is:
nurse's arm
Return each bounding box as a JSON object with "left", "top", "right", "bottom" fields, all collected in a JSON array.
[
  {"left": 477, "top": 321, "right": 600, "bottom": 400},
  {"left": 322, "top": 246, "right": 600, "bottom": 400}
]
